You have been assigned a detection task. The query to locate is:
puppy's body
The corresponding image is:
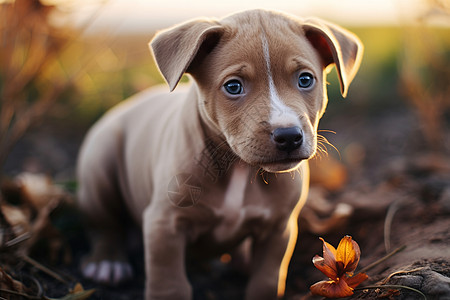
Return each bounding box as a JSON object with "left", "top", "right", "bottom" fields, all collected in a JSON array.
[
  {"left": 77, "top": 9, "right": 363, "bottom": 300},
  {"left": 79, "top": 85, "right": 302, "bottom": 236}
]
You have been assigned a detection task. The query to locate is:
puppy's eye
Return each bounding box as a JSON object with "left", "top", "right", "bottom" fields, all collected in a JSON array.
[
  {"left": 298, "top": 72, "right": 314, "bottom": 89},
  {"left": 223, "top": 80, "right": 244, "bottom": 95}
]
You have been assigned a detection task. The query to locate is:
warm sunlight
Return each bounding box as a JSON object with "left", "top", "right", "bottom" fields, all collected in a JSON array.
[{"left": 50, "top": 0, "right": 437, "bottom": 34}]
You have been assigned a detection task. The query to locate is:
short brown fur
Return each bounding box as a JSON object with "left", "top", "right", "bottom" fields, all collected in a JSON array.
[{"left": 77, "top": 9, "right": 363, "bottom": 300}]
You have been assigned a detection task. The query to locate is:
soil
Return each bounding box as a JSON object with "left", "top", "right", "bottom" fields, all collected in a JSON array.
[{"left": 1, "top": 101, "right": 449, "bottom": 300}]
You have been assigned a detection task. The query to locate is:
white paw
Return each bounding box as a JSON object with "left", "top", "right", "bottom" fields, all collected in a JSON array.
[{"left": 82, "top": 260, "right": 133, "bottom": 284}]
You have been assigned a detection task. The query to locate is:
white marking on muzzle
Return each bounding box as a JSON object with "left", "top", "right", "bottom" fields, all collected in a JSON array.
[{"left": 261, "top": 33, "right": 300, "bottom": 128}]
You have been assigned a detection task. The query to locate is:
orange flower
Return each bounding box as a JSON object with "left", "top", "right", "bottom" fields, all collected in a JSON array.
[{"left": 310, "top": 236, "right": 368, "bottom": 298}]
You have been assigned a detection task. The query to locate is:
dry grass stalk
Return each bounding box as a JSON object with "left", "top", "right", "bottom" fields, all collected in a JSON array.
[
  {"left": 399, "top": 0, "right": 450, "bottom": 152},
  {"left": 0, "top": 0, "right": 85, "bottom": 171}
]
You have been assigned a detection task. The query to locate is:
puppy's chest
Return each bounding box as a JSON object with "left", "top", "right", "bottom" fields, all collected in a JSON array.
[{"left": 211, "top": 164, "right": 272, "bottom": 243}]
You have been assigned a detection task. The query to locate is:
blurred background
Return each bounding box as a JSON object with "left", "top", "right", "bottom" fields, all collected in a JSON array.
[
  {"left": 0, "top": 1, "right": 449, "bottom": 299},
  {"left": 1, "top": 0, "right": 449, "bottom": 179}
]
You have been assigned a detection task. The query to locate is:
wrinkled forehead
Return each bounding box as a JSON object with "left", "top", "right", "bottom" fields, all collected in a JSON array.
[{"left": 213, "top": 11, "right": 322, "bottom": 74}]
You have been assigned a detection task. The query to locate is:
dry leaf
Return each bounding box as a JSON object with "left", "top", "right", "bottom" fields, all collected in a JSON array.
[
  {"left": 0, "top": 266, "right": 27, "bottom": 293},
  {"left": 0, "top": 202, "right": 31, "bottom": 249},
  {"left": 1, "top": 203, "right": 30, "bottom": 234},
  {"left": 310, "top": 155, "right": 348, "bottom": 191},
  {"left": 0, "top": 172, "right": 71, "bottom": 257},
  {"left": 300, "top": 187, "right": 353, "bottom": 235},
  {"left": 45, "top": 282, "right": 95, "bottom": 300},
  {"left": 310, "top": 236, "right": 368, "bottom": 298},
  {"left": 16, "top": 172, "right": 68, "bottom": 211}
]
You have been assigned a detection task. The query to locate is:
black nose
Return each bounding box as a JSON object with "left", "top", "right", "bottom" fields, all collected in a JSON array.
[{"left": 271, "top": 127, "right": 303, "bottom": 152}]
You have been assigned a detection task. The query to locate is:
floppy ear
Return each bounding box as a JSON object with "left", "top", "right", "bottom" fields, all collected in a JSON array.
[
  {"left": 150, "top": 19, "right": 224, "bottom": 91},
  {"left": 303, "top": 18, "right": 363, "bottom": 98}
]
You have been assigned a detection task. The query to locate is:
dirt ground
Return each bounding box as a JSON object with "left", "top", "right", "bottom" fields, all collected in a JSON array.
[{"left": 1, "top": 101, "right": 449, "bottom": 299}]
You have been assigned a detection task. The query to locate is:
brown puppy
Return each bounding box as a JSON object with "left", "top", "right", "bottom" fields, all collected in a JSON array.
[{"left": 77, "top": 9, "right": 363, "bottom": 300}]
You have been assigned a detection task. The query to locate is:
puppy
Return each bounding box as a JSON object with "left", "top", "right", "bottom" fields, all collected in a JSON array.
[{"left": 77, "top": 9, "right": 363, "bottom": 300}]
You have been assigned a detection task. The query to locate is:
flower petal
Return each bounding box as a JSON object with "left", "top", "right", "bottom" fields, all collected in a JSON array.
[
  {"left": 344, "top": 272, "right": 368, "bottom": 289},
  {"left": 310, "top": 278, "right": 354, "bottom": 298},
  {"left": 336, "top": 235, "right": 361, "bottom": 273},
  {"left": 321, "top": 237, "right": 338, "bottom": 258},
  {"left": 320, "top": 237, "right": 339, "bottom": 276},
  {"left": 312, "top": 255, "right": 338, "bottom": 280}
]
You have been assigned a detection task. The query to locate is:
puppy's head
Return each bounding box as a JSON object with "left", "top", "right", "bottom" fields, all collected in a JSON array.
[{"left": 150, "top": 10, "right": 363, "bottom": 173}]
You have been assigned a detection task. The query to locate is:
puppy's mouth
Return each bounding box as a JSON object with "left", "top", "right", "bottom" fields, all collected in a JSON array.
[
  {"left": 258, "top": 157, "right": 306, "bottom": 173},
  {"left": 228, "top": 129, "right": 316, "bottom": 173}
]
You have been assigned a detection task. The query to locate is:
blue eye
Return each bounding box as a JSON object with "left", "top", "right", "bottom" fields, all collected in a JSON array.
[
  {"left": 224, "top": 80, "right": 244, "bottom": 95},
  {"left": 298, "top": 72, "right": 314, "bottom": 89}
]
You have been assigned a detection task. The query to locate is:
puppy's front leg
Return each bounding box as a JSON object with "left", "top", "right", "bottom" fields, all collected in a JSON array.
[
  {"left": 245, "top": 225, "right": 292, "bottom": 300},
  {"left": 143, "top": 206, "right": 191, "bottom": 300}
]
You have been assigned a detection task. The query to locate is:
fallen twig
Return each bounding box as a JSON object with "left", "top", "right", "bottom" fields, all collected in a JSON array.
[
  {"left": 380, "top": 267, "right": 426, "bottom": 285},
  {"left": 22, "top": 255, "right": 69, "bottom": 285},
  {"left": 384, "top": 198, "right": 403, "bottom": 253},
  {"left": 5, "top": 232, "right": 31, "bottom": 248},
  {"left": 356, "top": 284, "right": 427, "bottom": 299},
  {"left": 0, "top": 288, "right": 41, "bottom": 300},
  {"left": 358, "top": 245, "right": 406, "bottom": 274}
]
